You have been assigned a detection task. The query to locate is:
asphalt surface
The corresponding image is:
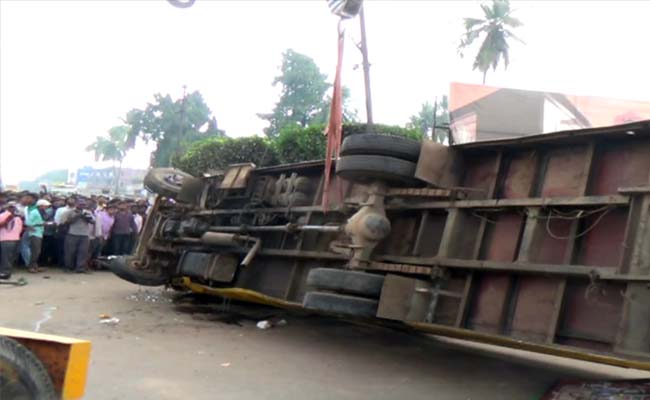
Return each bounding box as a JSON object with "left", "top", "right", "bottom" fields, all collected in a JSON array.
[{"left": 1, "top": 269, "right": 649, "bottom": 400}]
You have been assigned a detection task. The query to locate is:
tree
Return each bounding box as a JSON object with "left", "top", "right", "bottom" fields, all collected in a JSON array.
[
  {"left": 407, "top": 96, "right": 449, "bottom": 143},
  {"left": 259, "top": 49, "right": 356, "bottom": 138},
  {"left": 125, "top": 90, "right": 224, "bottom": 167},
  {"left": 458, "top": 0, "right": 523, "bottom": 84},
  {"left": 86, "top": 125, "right": 129, "bottom": 194}
]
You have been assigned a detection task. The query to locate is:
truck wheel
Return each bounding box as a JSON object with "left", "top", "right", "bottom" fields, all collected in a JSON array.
[
  {"left": 0, "top": 337, "right": 57, "bottom": 400},
  {"left": 306, "top": 268, "right": 384, "bottom": 298},
  {"left": 104, "top": 256, "right": 169, "bottom": 287},
  {"left": 303, "top": 292, "right": 378, "bottom": 318},
  {"left": 144, "top": 168, "right": 193, "bottom": 198},
  {"left": 336, "top": 155, "right": 417, "bottom": 184},
  {"left": 341, "top": 134, "right": 421, "bottom": 162}
]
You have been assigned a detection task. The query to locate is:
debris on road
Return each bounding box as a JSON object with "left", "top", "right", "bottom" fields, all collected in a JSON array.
[
  {"left": 0, "top": 277, "right": 28, "bottom": 286},
  {"left": 220, "top": 362, "right": 230, "bottom": 367},
  {"left": 126, "top": 289, "right": 172, "bottom": 303},
  {"left": 256, "top": 318, "right": 287, "bottom": 330},
  {"left": 256, "top": 320, "right": 272, "bottom": 329},
  {"left": 99, "top": 316, "right": 120, "bottom": 325}
]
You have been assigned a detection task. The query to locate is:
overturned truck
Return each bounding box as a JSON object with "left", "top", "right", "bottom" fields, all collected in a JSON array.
[{"left": 108, "top": 120, "right": 650, "bottom": 369}]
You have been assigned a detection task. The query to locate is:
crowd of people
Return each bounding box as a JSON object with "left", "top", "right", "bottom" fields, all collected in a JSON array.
[{"left": 0, "top": 190, "right": 148, "bottom": 279}]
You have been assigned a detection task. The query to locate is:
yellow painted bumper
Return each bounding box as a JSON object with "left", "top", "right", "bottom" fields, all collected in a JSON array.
[
  {"left": 180, "top": 277, "right": 302, "bottom": 310},
  {"left": 0, "top": 327, "right": 91, "bottom": 399}
]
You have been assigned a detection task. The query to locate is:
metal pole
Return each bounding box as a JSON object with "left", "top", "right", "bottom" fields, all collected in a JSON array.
[{"left": 359, "top": 5, "right": 374, "bottom": 131}]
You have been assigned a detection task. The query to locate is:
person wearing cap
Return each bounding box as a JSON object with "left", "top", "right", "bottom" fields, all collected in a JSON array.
[
  {"left": 61, "top": 199, "right": 95, "bottom": 273},
  {"left": 24, "top": 199, "right": 50, "bottom": 273},
  {"left": 0, "top": 202, "right": 24, "bottom": 279}
]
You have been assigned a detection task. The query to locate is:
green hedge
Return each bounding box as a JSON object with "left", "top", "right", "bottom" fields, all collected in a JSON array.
[
  {"left": 342, "top": 123, "right": 423, "bottom": 140},
  {"left": 274, "top": 124, "right": 327, "bottom": 164},
  {"left": 175, "top": 123, "right": 422, "bottom": 175},
  {"left": 174, "top": 136, "right": 278, "bottom": 176}
]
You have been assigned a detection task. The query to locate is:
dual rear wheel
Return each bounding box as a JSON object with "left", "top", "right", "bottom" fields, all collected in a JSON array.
[
  {"left": 303, "top": 268, "right": 385, "bottom": 318},
  {"left": 305, "top": 134, "right": 421, "bottom": 316}
]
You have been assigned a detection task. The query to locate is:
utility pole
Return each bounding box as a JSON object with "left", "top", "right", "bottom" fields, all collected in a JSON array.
[
  {"left": 358, "top": 5, "right": 373, "bottom": 131},
  {"left": 176, "top": 85, "right": 188, "bottom": 165}
]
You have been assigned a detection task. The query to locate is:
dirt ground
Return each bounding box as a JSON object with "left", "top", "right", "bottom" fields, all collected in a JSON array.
[{"left": 1, "top": 269, "right": 649, "bottom": 400}]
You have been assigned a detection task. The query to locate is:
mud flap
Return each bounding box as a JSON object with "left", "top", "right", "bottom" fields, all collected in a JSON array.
[{"left": 377, "top": 274, "right": 433, "bottom": 322}]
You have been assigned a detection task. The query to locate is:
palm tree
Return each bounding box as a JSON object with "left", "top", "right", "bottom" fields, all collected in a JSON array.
[
  {"left": 86, "top": 125, "right": 129, "bottom": 194},
  {"left": 458, "top": 0, "right": 523, "bottom": 84}
]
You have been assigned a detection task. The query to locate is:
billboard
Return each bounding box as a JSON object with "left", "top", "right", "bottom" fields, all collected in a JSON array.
[{"left": 449, "top": 82, "right": 650, "bottom": 144}]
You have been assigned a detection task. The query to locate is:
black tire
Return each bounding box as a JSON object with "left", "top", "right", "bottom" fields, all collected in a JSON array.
[
  {"left": 336, "top": 155, "right": 417, "bottom": 184},
  {"left": 104, "top": 256, "right": 169, "bottom": 287},
  {"left": 144, "top": 168, "right": 193, "bottom": 198},
  {"left": 303, "top": 292, "right": 378, "bottom": 318},
  {"left": 341, "top": 134, "right": 421, "bottom": 162},
  {"left": 306, "top": 268, "right": 384, "bottom": 298},
  {"left": 0, "top": 337, "right": 57, "bottom": 400}
]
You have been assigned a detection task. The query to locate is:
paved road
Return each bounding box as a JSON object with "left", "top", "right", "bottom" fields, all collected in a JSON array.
[{"left": 1, "top": 270, "right": 648, "bottom": 400}]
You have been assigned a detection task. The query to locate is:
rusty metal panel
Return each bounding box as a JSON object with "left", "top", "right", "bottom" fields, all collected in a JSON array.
[
  {"left": 414, "top": 212, "right": 446, "bottom": 257},
  {"left": 540, "top": 145, "right": 589, "bottom": 197},
  {"left": 466, "top": 273, "right": 511, "bottom": 334},
  {"left": 590, "top": 140, "right": 650, "bottom": 195},
  {"left": 377, "top": 213, "right": 418, "bottom": 256},
  {"left": 556, "top": 279, "right": 624, "bottom": 347},
  {"left": 415, "top": 140, "right": 461, "bottom": 188},
  {"left": 461, "top": 154, "right": 499, "bottom": 199},
  {"left": 434, "top": 275, "right": 467, "bottom": 326},
  {"left": 500, "top": 151, "right": 538, "bottom": 199},
  {"left": 377, "top": 274, "right": 431, "bottom": 322},
  {"left": 576, "top": 208, "right": 628, "bottom": 268},
  {"left": 481, "top": 213, "right": 524, "bottom": 262},
  {"left": 221, "top": 163, "right": 255, "bottom": 189},
  {"left": 236, "top": 257, "right": 294, "bottom": 299},
  {"left": 510, "top": 277, "right": 562, "bottom": 342},
  {"left": 530, "top": 216, "right": 572, "bottom": 264}
]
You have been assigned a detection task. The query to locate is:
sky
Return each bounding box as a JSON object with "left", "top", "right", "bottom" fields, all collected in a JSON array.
[{"left": 1, "top": 0, "right": 650, "bottom": 185}]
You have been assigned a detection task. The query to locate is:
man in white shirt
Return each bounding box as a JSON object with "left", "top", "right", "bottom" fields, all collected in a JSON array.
[{"left": 54, "top": 198, "right": 75, "bottom": 224}]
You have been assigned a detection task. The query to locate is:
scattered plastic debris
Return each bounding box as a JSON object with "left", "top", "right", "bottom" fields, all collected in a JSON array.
[
  {"left": 0, "top": 277, "right": 28, "bottom": 286},
  {"left": 256, "top": 318, "right": 287, "bottom": 329},
  {"left": 126, "top": 289, "right": 172, "bottom": 303},
  {"left": 99, "top": 316, "right": 120, "bottom": 325},
  {"left": 256, "top": 320, "right": 272, "bottom": 329},
  {"left": 220, "top": 362, "right": 230, "bottom": 367}
]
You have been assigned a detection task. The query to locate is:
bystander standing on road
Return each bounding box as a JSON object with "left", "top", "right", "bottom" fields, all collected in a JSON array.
[
  {"left": 16, "top": 192, "right": 37, "bottom": 267},
  {"left": 0, "top": 201, "right": 23, "bottom": 279},
  {"left": 96, "top": 203, "right": 115, "bottom": 257},
  {"left": 54, "top": 197, "right": 75, "bottom": 267},
  {"left": 87, "top": 201, "right": 103, "bottom": 269},
  {"left": 24, "top": 198, "right": 50, "bottom": 273},
  {"left": 112, "top": 202, "right": 137, "bottom": 255},
  {"left": 131, "top": 205, "right": 145, "bottom": 252},
  {"left": 62, "top": 199, "right": 94, "bottom": 273},
  {"left": 40, "top": 197, "right": 58, "bottom": 266}
]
